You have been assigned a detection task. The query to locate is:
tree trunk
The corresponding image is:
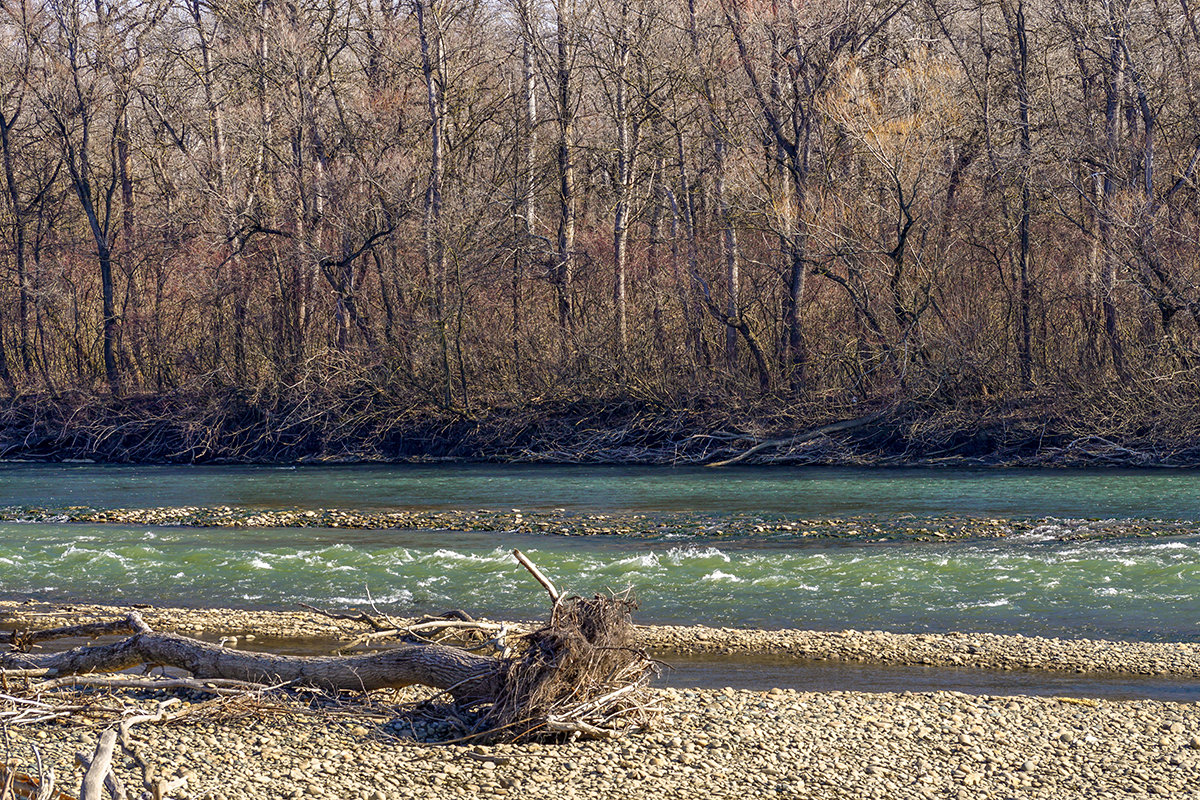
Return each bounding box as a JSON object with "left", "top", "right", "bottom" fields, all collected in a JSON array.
[
  {"left": 1100, "top": 16, "right": 1129, "bottom": 382},
  {"left": 611, "top": 0, "right": 634, "bottom": 362},
  {"left": 1, "top": 552, "right": 657, "bottom": 743},
  {"left": 0, "top": 109, "right": 32, "bottom": 378},
  {"left": 416, "top": 0, "right": 453, "bottom": 408},
  {"left": 1, "top": 614, "right": 502, "bottom": 700},
  {"left": 72, "top": 184, "right": 122, "bottom": 396},
  {"left": 511, "top": 1, "right": 538, "bottom": 385},
  {"left": 0, "top": 305, "right": 12, "bottom": 395},
  {"left": 1012, "top": 0, "right": 1034, "bottom": 387},
  {"left": 554, "top": 0, "right": 577, "bottom": 341},
  {"left": 686, "top": 0, "right": 742, "bottom": 374}
]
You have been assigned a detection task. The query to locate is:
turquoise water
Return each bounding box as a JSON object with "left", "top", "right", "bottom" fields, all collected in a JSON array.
[
  {"left": 668, "top": 655, "right": 1200, "bottom": 700},
  {"left": 3, "top": 522, "right": 1198, "bottom": 642},
  {"left": 3, "top": 463, "right": 1200, "bottom": 518},
  {"left": 3, "top": 465, "right": 1199, "bottom": 642}
]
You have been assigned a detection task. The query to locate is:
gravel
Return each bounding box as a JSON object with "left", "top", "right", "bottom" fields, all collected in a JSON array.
[
  {"left": 2, "top": 505, "right": 1189, "bottom": 542},
  {"left": 4, "top": 601, "right": 1199, "bottom": 798},
  {"left": 4, "top": 688, "right": 1200, "bottom": 799},
  {"left": 5, "top": 601, "right": 1199, "bottom": 677}
]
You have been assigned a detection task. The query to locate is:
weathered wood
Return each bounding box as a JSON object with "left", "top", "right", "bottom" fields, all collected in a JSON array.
[
  {"left": 79, "top": 729, "right": 117, "bottom": 800},
  {"left": 2, "top": 554, "right": 657, "bottom": 742},
  {"left": 513, "top": 549, "right": 560, "bottom": 604},
  {"left": 2, "top": 616, "right": 147, "bottom": 645},
  {"left": 1, "top": 613, "right": 503, "bottom": 699},
  {"left": 76, "top": 749, "right": 128, "bottom": 800},
  {"left": 706, "top": 412, "right": 884, "bottom": 467}
]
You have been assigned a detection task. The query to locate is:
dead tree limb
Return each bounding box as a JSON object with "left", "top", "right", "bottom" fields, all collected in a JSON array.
[
  {"left": 297, "top": 603, "right": 396, "bottom": 632},
  {"left": 1, "top": 618, "right": 146, "bottom": 647},
  {"left": 118, "top": 700, "right": 189, "bottom": 800},
  {"left": 75, "top": 748, "right": 128, "bottom": 800},
  {"left": 513, "top": 548, "right": 561, "bottom": 603},
  {"left": 706, "top": 411, "right": 885, "bottom": 467},
  {"left": 1, "top": 555, "right": 658, "bottom": 741},
  {"left": 1, "top": 611, "right": 503, "bottom": 701},
  {"left": 79, "top": 730, "right": 117, "bottom": 800}
]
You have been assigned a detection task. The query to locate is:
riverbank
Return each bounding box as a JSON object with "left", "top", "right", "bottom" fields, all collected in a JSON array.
[
  {"left": 3, "top": 679, "right": 1199, "bottom": 799},
  {"left": 3, "top": 390, "right": 1199, "bottom": 467},
  {"left": 5, "top": 602, "right": 1200, "bottom": 798}
]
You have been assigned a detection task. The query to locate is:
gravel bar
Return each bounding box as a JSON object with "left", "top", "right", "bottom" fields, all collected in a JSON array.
[
  {"left": 4, "top": 601, "right": 1198, "bottom": 678},
  {"left": 4, "top": 505, "right": 1195, "bottom": 542},
  {"left": 2, "top": 688, "right": 1199, "bottom": 799},
  {"left": 3, "top": 602, "right": 1200, "bottom": 798}
]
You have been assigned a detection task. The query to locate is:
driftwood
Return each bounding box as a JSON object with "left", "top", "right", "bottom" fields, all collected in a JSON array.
[
  {"left": 0, "top": 551, "right": 657, "bottom": 744},
  {"left": 0, "top": 698, "right": 188, "bottom": 800},
  {"left": 705, "top": 411, "right": 884, "bottom": 467},
  {"left": 0, "top": 613, "right": 502, "bottom": 702}
]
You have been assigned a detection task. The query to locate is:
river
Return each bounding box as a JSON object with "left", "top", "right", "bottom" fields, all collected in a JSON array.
[
  {"left": 3, "top": 462, "right": 1199, "bottom": 517},
  {"left": 1, "top": 463, "right": 1198, "bottom": 643}
]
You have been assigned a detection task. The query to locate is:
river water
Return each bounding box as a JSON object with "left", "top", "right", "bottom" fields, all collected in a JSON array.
[
  {"left": 1, "top": 464, "right": 1198, "bottom": 643},
  {"left": 3, "top": 462, "right": 1200, "bottom": 517}
]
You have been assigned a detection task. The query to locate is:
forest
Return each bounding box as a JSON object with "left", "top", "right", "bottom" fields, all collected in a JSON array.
[{"left": 0, "top": 0, "right": 1198, "bottom": 461}]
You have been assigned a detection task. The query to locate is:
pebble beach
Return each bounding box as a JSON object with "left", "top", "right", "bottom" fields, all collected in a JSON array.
[
  {"left": 3, "top": 601, "right": 1199, "bottom": 799},
  {"left": 4, "top": 687, "right": 1200, "bottom": 799},
  {"left": 3, "top": 505, "right": 1191, "bottom": 542}
]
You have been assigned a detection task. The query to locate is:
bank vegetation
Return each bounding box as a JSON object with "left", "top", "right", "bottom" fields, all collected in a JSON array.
[{"left": 1, "top": 0, "right": 1198, "bottom": 461}]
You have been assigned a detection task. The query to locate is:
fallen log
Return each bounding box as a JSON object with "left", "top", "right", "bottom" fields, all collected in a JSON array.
[
  {"left": 1, "top": 612, "right": 502, "bottom": 702},
  {"left": 1, "top": 551, "right": 656, "bottom": 741},
  {"left": 705, "top": 411, "right": 884, "bottom": 467}
]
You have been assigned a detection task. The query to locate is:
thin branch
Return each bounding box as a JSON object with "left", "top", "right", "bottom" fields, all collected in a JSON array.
[{"left": 512, "top": 549, "right": 560, "bottom": 604}]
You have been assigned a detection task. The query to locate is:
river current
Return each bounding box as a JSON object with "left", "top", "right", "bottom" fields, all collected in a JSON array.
[{"left": 1, "top": 463, "right": 1198, "bottom": 642}]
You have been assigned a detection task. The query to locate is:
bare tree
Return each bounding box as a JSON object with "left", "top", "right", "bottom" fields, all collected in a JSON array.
[{"left": 33, "top": 0, "right": 165, "bottom": 394}]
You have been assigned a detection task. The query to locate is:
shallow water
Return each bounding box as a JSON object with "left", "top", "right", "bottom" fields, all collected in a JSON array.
[
  {"left": 4, "top": 462, "right": 1200, "bottom": 518},
  {"left": 23, "top": 633, "right": 1195, "bottom": 700},
  {"left": 659, "top": 653, "right": 1200, "bottom": 701},
  {"left": 4, "top": 522, "right": 1199, "bottom": 642}
]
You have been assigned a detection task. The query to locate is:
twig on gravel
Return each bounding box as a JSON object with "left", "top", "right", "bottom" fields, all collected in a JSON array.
[{"left": 30, "top": 676, "right": 269, "bottom": 697}]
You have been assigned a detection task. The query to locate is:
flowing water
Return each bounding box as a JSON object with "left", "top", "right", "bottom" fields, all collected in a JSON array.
[
  {"left": 1, "top": 523, "right": 1198, "bottom": 641},
  {"left": 1, "top": 463, "right": 1198, "bottom": 641},
  {"left": 6, "top": 463, "right": 1200, "bottom": 697},
  {"left": 3, "top": 462, "right": 1200, "bottom": 517}
]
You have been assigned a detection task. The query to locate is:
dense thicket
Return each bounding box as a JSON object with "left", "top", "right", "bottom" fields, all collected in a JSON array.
[{"left": 0, "top": 0, "right": 1198, "bottom": 445}]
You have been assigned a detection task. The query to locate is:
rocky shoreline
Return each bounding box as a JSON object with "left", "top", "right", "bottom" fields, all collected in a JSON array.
[
  {"left": 2, "top": 505, "right": 1193, "bottom": 543},
  {"left": 2, "top": 683, "right": 1198, "bottom": 799},
  {"left": 4, "top": 600, "right": 1199, "bottom": 678},
  {"left": 3, "top": 601, "right": 1200, "bottom": 798}
]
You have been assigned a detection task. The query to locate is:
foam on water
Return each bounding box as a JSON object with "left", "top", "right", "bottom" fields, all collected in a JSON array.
[
  {"left": 613, "top": 553, "right": 660, "bottom": 568},
  {"left": 701, "top": 570, "right": 742, "bottom": 582},
  {"left": 327, "top": 590, "right": 413, "bottom": 606},
  {"left": 956, "top": 599, "right": 1012, "bottom": 609},
  {"left": 665, "top": 545, "right": 730, "bottom": 563},
  {"left": 4, "top": 521, "right": 1200, "bottom": 641}
]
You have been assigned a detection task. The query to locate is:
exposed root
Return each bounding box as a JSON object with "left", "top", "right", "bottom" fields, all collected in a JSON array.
[
  {"left": 482, "top": 590, "right": 659, "bottom": 741},
  {"left": 0, "top": 553, "right": 659, "bottom": 746}
]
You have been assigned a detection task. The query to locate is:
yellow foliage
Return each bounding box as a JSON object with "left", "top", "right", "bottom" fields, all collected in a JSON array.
[{"left": 822, "top": 48, "right": 966, "bottom": 158}]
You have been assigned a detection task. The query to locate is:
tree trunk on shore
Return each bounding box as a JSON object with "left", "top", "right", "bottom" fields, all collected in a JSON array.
[
  {"left": 2, "top": 613, "right": 503, "bottom": 699},
  {"left": 1, "top": 553, "right": 656, "bottom": 741}
]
